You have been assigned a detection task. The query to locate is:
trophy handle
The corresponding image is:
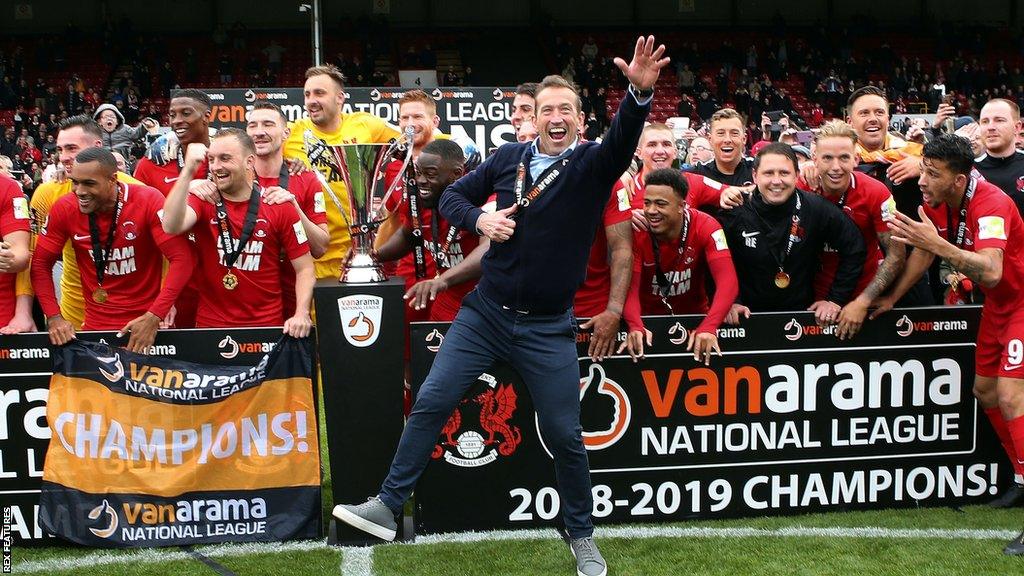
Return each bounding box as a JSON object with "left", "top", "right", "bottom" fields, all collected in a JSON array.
[{"left": 369, "top": 130, "right": 415, "bottom": 223}]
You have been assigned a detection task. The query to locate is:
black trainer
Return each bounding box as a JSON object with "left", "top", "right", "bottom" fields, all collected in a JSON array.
[
  {"left": 1004, "top": 528, "right": 1024, "bottom": 556},
  {"left": 989, "top": 483, "right": 1024, "bottom": 508}
]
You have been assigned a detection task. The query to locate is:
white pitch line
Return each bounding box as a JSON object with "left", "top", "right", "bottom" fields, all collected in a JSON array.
[
  {"left": 13, "top": 525, "right": 1020, "bottom": 574},
  {"left": 340, "top": 546, "right": 375, "bottom": 576},
  {"left": 406, "top": 525, "right": 1020, "bottom": 546},
  {"left": 12, "top": 539, "right": 330, "bottom": 574}
]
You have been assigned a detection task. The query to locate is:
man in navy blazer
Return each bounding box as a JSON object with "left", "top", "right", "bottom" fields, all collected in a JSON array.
[{"left": 333, "top": 36, "right": 669, "bottom": 576}]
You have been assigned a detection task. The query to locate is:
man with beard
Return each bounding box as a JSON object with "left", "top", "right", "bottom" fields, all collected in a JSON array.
[
  {"left": 162, "top": 129, "right": 314, "bottom": 337},
  {"left": 717, "top": 143, "right": 866, "bottom": 324},
  {"left": 376, "top": 89, "right": 443, "bottom": 267},
  {"left": 245, "top": 102, "right": 328, "bottom": 318},
  {"left": 620, "top": 168, "right": 739, "bottom": 365},
  {"left": 284, "top": 65, "right": 399, "bottom": 281},
  {"left": 32, "top": 147, "right": 192, "bottom": 352},
  {"left": 879, "top": 134, "right": 1024, "bottom": 555},
  {"left": 375, "top": 138, "right": 486, "bottom": 321},
  {"left": 975, "top": 98, "right": 1024, "bottom": 217},
  {"left": 688, "top": 108, "right": 755, "bottom": 186},
  {"left": 30, "top": 115, "right": 145, "bottom": 330},
  {"left": 801, "top": 120, "right": 906, "bottom": 340},
  {"left": 333, "top": 37, "right": 669, "bottom": 576}
]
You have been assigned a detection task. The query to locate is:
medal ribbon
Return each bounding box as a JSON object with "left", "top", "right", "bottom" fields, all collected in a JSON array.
[
  {"left": 947, "top": 177, "right": 976, "bottom": 249},
  {"left": 405, "top": 162, "right": 429, "bottom": 279},
  {"left": 88, "top": 182, "right": 125, "bottom": 289},
  {"left": 512, "top": 146, "right": 576, "bottom": 212},
  {"left": 753, "top": 190, "right": 802, "bottom": 278},
  {"left": 277, "top": 161, "right": 290, "bottom": 191},
  {"left": 428, "top": 214, "right": 460, "bottom": 273},
  {"left": 214, "top": 182, "right": 262, "bottom": 272}
]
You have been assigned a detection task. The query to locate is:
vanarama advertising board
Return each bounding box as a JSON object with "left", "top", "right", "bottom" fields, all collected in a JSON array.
[
  {"left": 410, "top": 307, "right": 1010, "bottom": 534},
  {"left": 37, "top": 337, "right": 320, "bottom": 547},
  {"left": 197, "top": 87, "right": 517, "bottom": 157}
]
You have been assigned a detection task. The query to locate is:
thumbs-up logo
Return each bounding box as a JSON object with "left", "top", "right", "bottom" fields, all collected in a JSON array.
[{"left": 338, "top": 295, "right": 384, "bottom": 347}]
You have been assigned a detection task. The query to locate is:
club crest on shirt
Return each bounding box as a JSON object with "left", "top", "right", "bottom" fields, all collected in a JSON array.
[{"left": 121, "top": 220, "right": 137, "bottom": 241}]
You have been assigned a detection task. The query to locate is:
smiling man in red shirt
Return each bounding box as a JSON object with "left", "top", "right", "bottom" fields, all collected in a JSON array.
[
  {"left": 796, "top": 120, "right": 907, "bottom": 340},
  {"left": 161, "top": 128, "right": 314, "bottom": 337},
  {"left": 622, "top": 168, "right": 738, "bottom": 364},
  {"left": 32, "top": 147, "right": 193, "bottom": 352}
]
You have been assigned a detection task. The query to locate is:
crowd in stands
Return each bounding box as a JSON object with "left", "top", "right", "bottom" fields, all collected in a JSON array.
[{"left": 3, "top": 19, "right": 1024, "bottom": 206}]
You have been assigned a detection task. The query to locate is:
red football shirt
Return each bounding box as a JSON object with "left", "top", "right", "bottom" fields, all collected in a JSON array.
[
  {"left": 133, "top": 156, "right": 208, "bottom": 196},
  {"left": 922, "top": 178, "right": 1024, "bottom": 315},
  {"left": 257, "top": 170, "right": 328, "bottom": 318},
  {"left": 187, "top": 191, "right": 310, "bottom": 327},
  {"left": 574, "top": 169, "right": 724, "bottom": 317},
  {"left": 34, "top": 183, "right": 189, "bottom": 329},
  {"left": 801, "top": 172, "right": 894, "bottom": 301},
  {"left": 0, "top": 176, "right": 31, "bottom": 325},
  {"left": 256, "top": 170, "right": 329, "bottom": 228},
  {"left": 396, "top": 206, "right": 481, "bottom": 322},
  {"left": 632, "top": 209, "right": 732, "bottom": 315}
]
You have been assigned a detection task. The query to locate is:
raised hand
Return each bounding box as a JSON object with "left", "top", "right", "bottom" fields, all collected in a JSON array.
[{"left": 613, "top": 36, "right": 670, "bottom": 91}]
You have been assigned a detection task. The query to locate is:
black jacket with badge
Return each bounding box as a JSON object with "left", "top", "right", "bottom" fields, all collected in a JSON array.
[
  {"left": 715, "top": 188, "right": 866, "bottom": 311},
  {"left": 439, "top": 91, "right": 649, "bottom": 314}
]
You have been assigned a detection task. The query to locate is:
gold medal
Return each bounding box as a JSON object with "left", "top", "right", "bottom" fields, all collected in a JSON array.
[
  {"left": 222, "top": 272, "right": 239, "bottom": 290},
  {"left": 774, "top": 271, "right": 791, "bottom": 289},
  {"left": 93, "top": 287, "right": 108, "bottom": 303}
]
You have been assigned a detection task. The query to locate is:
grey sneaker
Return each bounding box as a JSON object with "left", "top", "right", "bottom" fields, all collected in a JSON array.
[
  {"left": 332, "top": 496, "right": 397, "bottom": 541},
  {"left": 570, "top": 536, "right": 607, "bottom": 576}
]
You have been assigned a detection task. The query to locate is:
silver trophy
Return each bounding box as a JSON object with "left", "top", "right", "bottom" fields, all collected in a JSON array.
[{"left": 304, "top": 128, "right": 414, "bottom": 283}]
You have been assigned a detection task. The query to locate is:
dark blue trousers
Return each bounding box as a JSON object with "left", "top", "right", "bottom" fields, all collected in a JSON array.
[{"left": 378, "top": 289, "right": 594, "bottom": 538}]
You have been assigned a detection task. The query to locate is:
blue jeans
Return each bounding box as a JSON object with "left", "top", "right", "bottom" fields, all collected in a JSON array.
[{"left": 378, "top": 289, "right": 594, "bottom": 538}]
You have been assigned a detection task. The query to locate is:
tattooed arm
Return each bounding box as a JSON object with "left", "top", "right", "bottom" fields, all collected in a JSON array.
[
  {"left": 946, "top": 246, "right": 1003, "bottom": 288},
  {"left": 836, "top": 231, "right": 908, "bottom": 340},
  {"left": 888, "top": 206, "right": 1004, "bottom": 289}
]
